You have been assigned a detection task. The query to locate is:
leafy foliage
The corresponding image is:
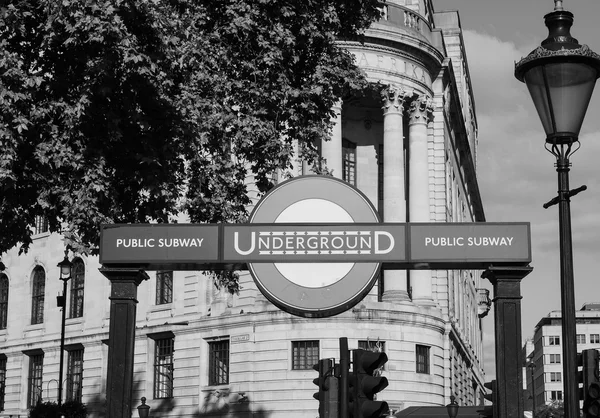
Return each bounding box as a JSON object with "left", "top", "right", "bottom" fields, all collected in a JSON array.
[
  {"left": 535, "top": 401, "right": 564, "bottom": 418},
  {"left": 28, "top": 400, "right": 87, "bottom": 418},
  {"left": 0, "top": 0, "right": 382, "bottom": 289}
]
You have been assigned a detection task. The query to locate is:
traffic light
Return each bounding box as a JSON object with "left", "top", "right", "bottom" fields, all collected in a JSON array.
[
  {"left": 350, "top": 349, "right": 389, "bottom": 418},
  {"left": 580, "top": 349, "right": 600, "bottom": 418},
  {"left": 313, "top": 358, "right": 338, "bottom": 418},
  {"left": 480, "top": 380, "right": 497, "bottom": 418}
]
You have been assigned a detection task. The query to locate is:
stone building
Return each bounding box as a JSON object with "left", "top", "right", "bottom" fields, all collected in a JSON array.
[
  {"left": 524, "top": 303, "right": 600, "bottom": 412},
  {"left": 0, "top": 1, "right": 490, "bottom": 416}
]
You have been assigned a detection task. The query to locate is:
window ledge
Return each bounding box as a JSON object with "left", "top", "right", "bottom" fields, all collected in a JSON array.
[
  {"left": 32, "top": 232, "right": 50, "bottom": 240},
  {"left": 149, "top": 303, "right": 173, "bottom": 313}
]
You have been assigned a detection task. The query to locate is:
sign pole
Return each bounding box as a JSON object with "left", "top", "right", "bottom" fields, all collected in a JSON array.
[
  {"left": 100, "top": 268, "right": 149, "bottom": 418},
  {"left": 482, "top": 265, "right": 532, "bottom": 418}
]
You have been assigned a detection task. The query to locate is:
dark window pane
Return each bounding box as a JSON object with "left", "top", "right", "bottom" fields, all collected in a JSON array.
[
  {"left": 69, "top": 260, "right": 85, "bottom": 318},
  {"left": 342, "top": 139, "right": 357, "bottom": 186},
  {"left": 34, "top": 216, "right": 48, "bottom": 234},
  {"left": 31, "top": 268, "right": 45, "bottom": 325},
  {"left": 0, "top": 356, "right": 6, "bottom": 411},
  {"left": 0, "top": 275, "right": 8, "bottom": 330},
  {"left": 416, "top": 345, "right": 430, "bottom": 374},
  {"left": 156, "top": 271, "right": 173, "bottom": 305},
  {"left": 292, "top": 341, "right": 319, "bottom": 370},
  {"left": 28, "top": 353, "right": 43, "bottom": 408},
  {"left": 66, "top": 349, "right": 84, "bottom": 402},
  {"left": 209, "top": 340, "right": 229, "bottom": 386},
  {"left": 154, "top": 338, "right": 174, "bottom": 398}
]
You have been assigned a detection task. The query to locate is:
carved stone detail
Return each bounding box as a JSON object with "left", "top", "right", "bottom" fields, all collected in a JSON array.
[
  {"left": 408, "top": 94, "right": 434, "bottom": 124},
  {"left": 381, "top": 84, "right": 411, "bottom": 115}
]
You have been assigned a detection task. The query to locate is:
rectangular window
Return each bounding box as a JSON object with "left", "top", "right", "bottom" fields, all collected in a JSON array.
[
  {"left": 577, "top": 334, "right": 586, "bottom": 344},
  {"left": 27, "top": 353, "right": 43, "bottom": 408},
  {"left": 208, "top": 339, "right": 229, "bottom": 386},
  {"left": 154, "top": 338, "right": 174, "bottom": 398},
  {"left": 0, "top": 355, "right": 6, "bottom": 411},
  {"left": 591, "top": 334, "right": 600, "bottom": 344},
  {"left": 548, "top": 336, "right": 560, "bottom": 346},
  {"left": 416, "top": 345, "right": 430, "bottom": 374},
  {"left": 34, "top": 216, "right": 48, "bottom": 235},
  {"left": 0, "top": 275, "right": 8, "bottom": 330},
  {"left": 70, "top": 260, "right": 85, "bottom": 318},
  {"left": 548, "top": 354, "right": 561, "bottom": 364},
  {"left": 342, "top": 139, "right": 357, "bottom": 186},
  {"left": 156, "top": 271, "right": 173, "bottom": 305},
  {"left": 31, "top": 268, "right": 45, "bottom": 325},
  {"left": 546, "top": 372, "right": 561, "bottom": 382},
  {"left": 292, "top": 340, "right": 319, "bottom": 371},
  {"left": 550, "top": 390, "right": 563, "bottom": 401},
  {"left": 66, "top": 349, "right": 83, "bottom": 402}
]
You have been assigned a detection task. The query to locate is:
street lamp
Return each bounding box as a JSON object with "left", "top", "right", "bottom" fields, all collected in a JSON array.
[
  {"left": 528, "top": 362, "right": 537, "bottom": 417},
  {"left": 446, "top": 395, "right": 459, "bottom": 418},
  {"left": 137, "top": 397, "right": 150, "bottom": 418},
  {"left": 515, "top": 2, "right": 600, "bottom": 418},
  {"left": 56, "top": 250, "right": 72, "bottom": 408}
]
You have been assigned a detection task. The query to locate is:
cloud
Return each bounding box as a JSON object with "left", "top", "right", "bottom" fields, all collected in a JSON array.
[{"left": 461, "top": 28, "right": 600, "bottom": 379}]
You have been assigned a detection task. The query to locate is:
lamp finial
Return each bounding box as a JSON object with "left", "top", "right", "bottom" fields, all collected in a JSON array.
[{"left": 554, "top": 0, "right": 564, "bottom": 11}]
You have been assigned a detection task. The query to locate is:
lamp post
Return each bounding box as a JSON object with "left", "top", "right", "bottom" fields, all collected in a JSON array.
[
  {"left": 515, "top": 2, "right": 600, "bottom": 418},
  {"left": 56, "top": 251, "right": 72, "bottom": 408},
  {"left": 137, "top": 397, "right": 150, "bottom": 418},
  {"left": 446, "top": 395, "right": 459, "bottom": 418},
  {"left": 528, "top": 362, "right": 537, "bottom": 417}
]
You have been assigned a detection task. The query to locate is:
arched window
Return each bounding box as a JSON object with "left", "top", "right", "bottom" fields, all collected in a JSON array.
[
  {"left": 0, "top": 274, "right": 8, "bottom": 330},
  {"left": 70, "top": 259, "right": 85, "bottom": 318},
  {"left": 31, "top": 267, "right": 45, "bottom": 325}
]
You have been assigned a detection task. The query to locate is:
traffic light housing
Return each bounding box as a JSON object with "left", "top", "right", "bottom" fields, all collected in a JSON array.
[
  {"left": 580, "top": 349, "right": 600, "bottom": 418},
  {"left": 313, "top": 358, "right": 338, "bottom": 418},
  {"left": 351, "top": 349, "right": 389, "bottom": 418},
  {"left": 481, "top": 380, "right": 497, "bottom": 418}
]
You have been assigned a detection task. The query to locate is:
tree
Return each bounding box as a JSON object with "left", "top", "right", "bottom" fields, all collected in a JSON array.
[
  {"left": 536, "top": 401, "right": 564, "bottom": 418},
  {"left": 0, "top": 0, "right": 382, "bottom": 289}
]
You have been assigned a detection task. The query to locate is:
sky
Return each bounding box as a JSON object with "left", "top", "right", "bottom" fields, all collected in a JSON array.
[{"left": 431, "top": 0, "right": 600, "bottom": 378}]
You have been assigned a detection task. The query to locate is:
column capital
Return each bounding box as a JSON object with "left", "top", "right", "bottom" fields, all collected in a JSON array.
[
  {"left": 408, "top": 94, "right": 434, "bottom": 125},
  {"left": 381, "top": 84, "right": 411, "bottom": 115}
]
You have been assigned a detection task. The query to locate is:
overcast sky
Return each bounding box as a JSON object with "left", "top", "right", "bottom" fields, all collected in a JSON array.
[{"left": 432, "top": 0, "right": 600, "bottom": 378}]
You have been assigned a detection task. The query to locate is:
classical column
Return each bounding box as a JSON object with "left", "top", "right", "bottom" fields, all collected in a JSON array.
[
  {"left": 380, "top": 85, "right": 410, "bottom": 302},
  {"left": 482, "top": 266, "right": 533, "bottom": 418},
  {"left": 100, "top": 268, "right": 149, "bottom": 418},
  {"left": 408, "top": 94, "right": 435, "bottom": 305},
  {"left": 321, "top": 101, "right": 343, "bottom": 178}
]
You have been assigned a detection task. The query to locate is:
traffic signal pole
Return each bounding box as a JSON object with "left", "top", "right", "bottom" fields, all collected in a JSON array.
[{"left": 340, "top": 337, "right": 350, "bottom": 418}]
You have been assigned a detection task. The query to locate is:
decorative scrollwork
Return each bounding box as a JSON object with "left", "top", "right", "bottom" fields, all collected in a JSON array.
[{"left": 516, "top": 44, "right": 600, "bottom": 68}]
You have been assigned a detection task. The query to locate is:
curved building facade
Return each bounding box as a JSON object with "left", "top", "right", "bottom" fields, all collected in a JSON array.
[{"left": 0, "top": 1, "right": 489, "bottom": 417}]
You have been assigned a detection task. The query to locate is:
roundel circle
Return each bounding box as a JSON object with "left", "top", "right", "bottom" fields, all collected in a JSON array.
[{"left": 248, "top": 175, "right": 381, "bottom": 318}]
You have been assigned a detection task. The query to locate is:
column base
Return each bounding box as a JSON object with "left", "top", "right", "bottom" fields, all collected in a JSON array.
[{"left": 381, "top": 290, "right": 412, "bottom": 303}]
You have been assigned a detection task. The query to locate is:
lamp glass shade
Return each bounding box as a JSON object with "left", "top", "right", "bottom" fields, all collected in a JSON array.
[
  {"left": 523, "top": 61, "right": 597, "bottom": 141},
  {"left": 57, "top": 257, "right": 72, "bottom": 277}
]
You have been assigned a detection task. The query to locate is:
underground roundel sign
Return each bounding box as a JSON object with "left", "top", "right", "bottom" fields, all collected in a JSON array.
[{"left": 248, "top": 175, "right": 381, "bottom": 318}]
